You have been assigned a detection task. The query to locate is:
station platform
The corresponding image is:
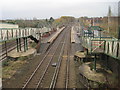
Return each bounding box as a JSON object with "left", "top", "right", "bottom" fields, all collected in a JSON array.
[
  {"left": 41, "top": 32, "right": 56, "bottom": 43},
  {"left": 74, "top": 51, "right": 86, "bottom": 58},
  {"left": 71, "top": 27, "right": 80, "bottom": 43},
  {"left": 79, "top": 62, "right": 116, "bottom": 85},
  {"left": 74, "top": 50, "right": 117, "bottom": 87},
  {"left": 8, "top": 47, "right": 36, "bottom": 58},
  {"left": 47, "top": 27, "right": 65, "bottom": 43},
  {"left": 41, "top": 27, "right": 64, "bottom": 43}
]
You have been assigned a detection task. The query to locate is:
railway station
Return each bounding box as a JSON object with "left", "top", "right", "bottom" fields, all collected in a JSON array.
[{"left": 1, "top": 0, "right": 120, "bottom": 89}]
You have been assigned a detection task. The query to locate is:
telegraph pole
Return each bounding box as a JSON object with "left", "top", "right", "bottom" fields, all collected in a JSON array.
[{"left": 108, "top": 6, "right": 112, "bottom": 33}]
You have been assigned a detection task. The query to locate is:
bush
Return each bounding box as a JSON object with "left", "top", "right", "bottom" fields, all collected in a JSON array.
[
  {"left": 29, "top": 42, "right": 37, "bottom": 48},
  {"left": 2, "top": 59, "right": 9, "bottom": 67},
  {"left": 18, "top": 56, "right": 28, "bottom": 61}
]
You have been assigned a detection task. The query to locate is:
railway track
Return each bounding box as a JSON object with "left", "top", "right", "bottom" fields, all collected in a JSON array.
[
  {"left": 49, "top": 30, "right": 67, "bottom": 89},
  {"left": 2, "top": 25, "right": 91, "bottom": 89},
  {"left": 79, "top": 73, "right": 90, "bottom": 88},
  {"left": 1, "top": 26, "right": 91, "bottom": 89},
  {"left": 73, "top": 40, "right": 91, "bottom": 88},
  {"left": 0, "top": 38, "right": 32, "bottom": 62},
  {"left": 65, "top": 29, "right": 71, "bottom": 89},
  {"left": 34, "top": 29, "right": 67, "bottom": 89},
  {"left": 0, "top": 40, "right": 24, "bottom": 62},
  {"left": 22, "top": 27, "right": 66, "bottom": 89},
  {"left": 2, "top": 40, "right": 19, "bottom": 50},
  {"left": 49, "top": 26, "right": 71, "bottom": 89}
]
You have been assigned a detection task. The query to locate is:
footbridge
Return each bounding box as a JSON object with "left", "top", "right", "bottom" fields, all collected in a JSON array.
[
  {"left": 81, "top": 36, "right": 120, "bottom": 60},
  {"left": 0, "top": 27, "right": 52, "bottom": 57},
  {"left": 0, "top": 27, "right": 51, "bottom": 42},
  {"left": 75, "top": 25, "right": 120, "bottom": 70}
]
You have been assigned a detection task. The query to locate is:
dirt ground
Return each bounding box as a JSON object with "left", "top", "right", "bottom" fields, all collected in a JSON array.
[{"left": 2, "top": 42, "right": 48, "bottom": 88}]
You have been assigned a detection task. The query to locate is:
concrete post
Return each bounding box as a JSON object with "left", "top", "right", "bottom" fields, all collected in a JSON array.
[
  {"left": 23, "top": 38, "right": 26, "bottom": 52},
  {"left": 26, "top": 37, "right": 28, "bottom": 50},
  {"left": 16, "top": 39, "right": 19, "bottom": 52},
  {"left": 19, "top": 38, "right": 22, "bottom": 51}
]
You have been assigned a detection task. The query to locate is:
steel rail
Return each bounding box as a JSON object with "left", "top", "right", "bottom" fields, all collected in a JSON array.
[
  {"left": 35, "top": 29, "right": 66, "bottom": 89},
  {"left": 65, "top": 28, "right": 71, "bottom": 89},
  {"left": 49, "top": 29, "right": 68, "bottom": 89},
  {"left": 0, "top": 42, "right": 25, "bottom": 62},
  {"left": 22, "top": 27, "right": 65, "bottom": 89}
]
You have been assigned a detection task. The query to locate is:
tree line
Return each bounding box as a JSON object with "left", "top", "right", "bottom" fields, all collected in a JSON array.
[{"left": 1, "top": 16, "right": 75, "bottom": 28}]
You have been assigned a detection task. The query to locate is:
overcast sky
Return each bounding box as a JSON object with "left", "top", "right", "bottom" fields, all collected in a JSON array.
[{"left": 0, "top": 0, "right": 119, "bottom": 19}]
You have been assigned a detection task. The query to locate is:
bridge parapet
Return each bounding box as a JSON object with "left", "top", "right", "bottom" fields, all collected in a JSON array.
[{"left": 82, "top": 36, "right": 120, "bottom": 60}]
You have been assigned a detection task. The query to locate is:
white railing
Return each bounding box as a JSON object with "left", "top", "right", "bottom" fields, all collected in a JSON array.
[{"left": 0, "top": 27, "right": 51, "bottom": 42}]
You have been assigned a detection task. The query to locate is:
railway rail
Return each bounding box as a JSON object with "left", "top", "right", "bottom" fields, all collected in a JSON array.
[
  {"left": 0, "top": 40, "right": 25, "bottom": 62},
  {"left": 22, "top": 27, "right": 66, "bottom": 89},
  {"left": 49, "top": 30, "right": 67, "bottom": 89},
  {"left": 2, "top": 25, "right": 94, "bottom": 89},
  {"left": 35, "top": 28, "right": 67, "bottom": 89},
  {"left": 49, "top": 26, "right": 71, "bottom": 89},
  {"left": 65, "top": 29, "right": 71, "bottom": 88}
]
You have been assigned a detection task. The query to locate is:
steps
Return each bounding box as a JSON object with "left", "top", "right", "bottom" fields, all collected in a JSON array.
[{"left": 28, "top": 35, "right": 39, "bottom": 43}]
